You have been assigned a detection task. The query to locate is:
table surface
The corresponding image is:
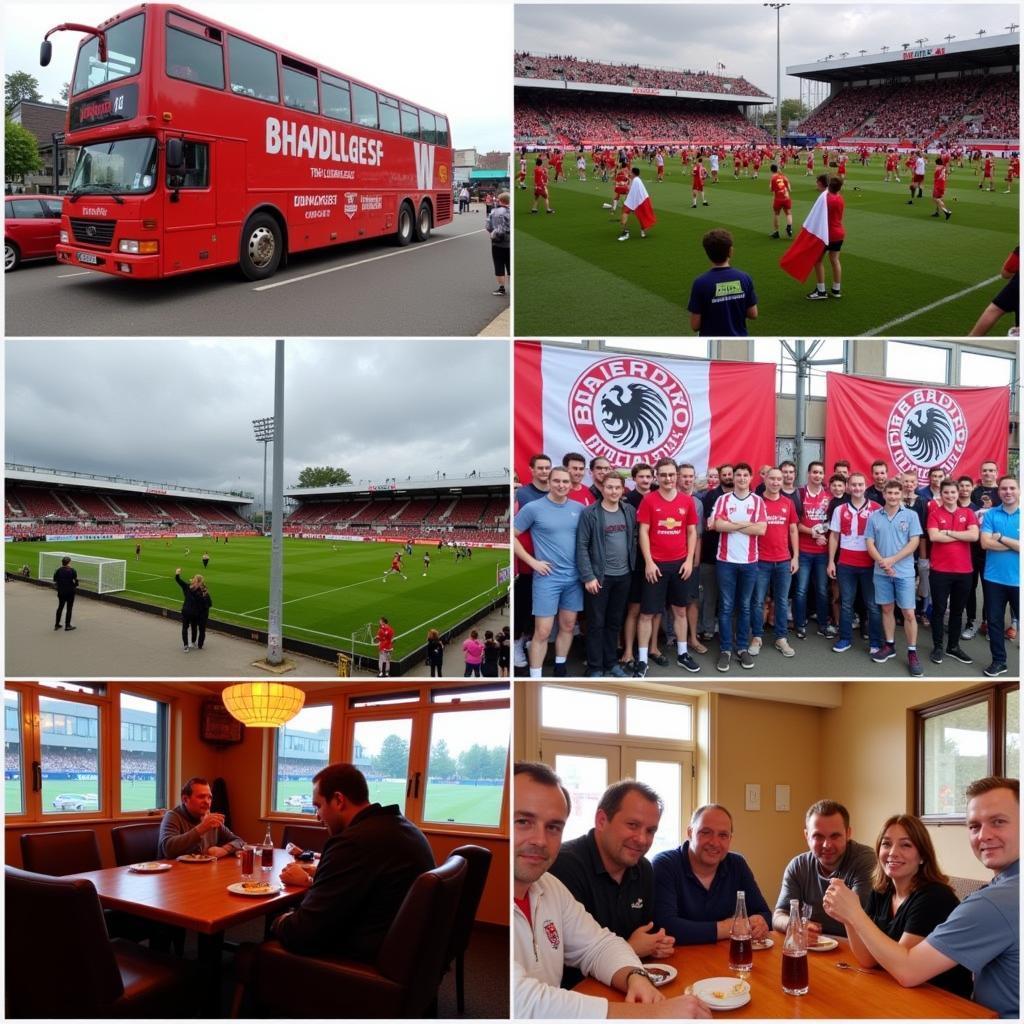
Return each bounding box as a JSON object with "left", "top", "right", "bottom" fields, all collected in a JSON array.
[
  {"left": 574, "top": 935, "right": 997, "bottom": 1018},
  {"left": 66, "top": 848, "right": 307, "bottom": 934}
]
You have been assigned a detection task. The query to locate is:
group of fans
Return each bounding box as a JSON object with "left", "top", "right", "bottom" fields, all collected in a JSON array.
[{"left": 513, "top": 452, "right": 1019, "bottom": 679}]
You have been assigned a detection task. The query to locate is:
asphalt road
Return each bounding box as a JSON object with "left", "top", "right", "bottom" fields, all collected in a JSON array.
[{"left": 5, "top": 206, "right": 503, "bottom": 337}]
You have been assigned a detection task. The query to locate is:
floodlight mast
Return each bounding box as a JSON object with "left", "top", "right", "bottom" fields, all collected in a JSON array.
[
  {"left": 764, "top": 4, "right": 789, "bottom": 149},
  {"left": 266, "top": 341, "right": 285, "bottom": 665},
  {"left": 252, "top": 416, "right": 274, "bottom": 537}
]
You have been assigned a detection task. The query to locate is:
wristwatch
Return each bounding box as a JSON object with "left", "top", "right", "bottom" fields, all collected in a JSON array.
[{"left": 625, "top": 967, "right": 655, "bottom": 985}]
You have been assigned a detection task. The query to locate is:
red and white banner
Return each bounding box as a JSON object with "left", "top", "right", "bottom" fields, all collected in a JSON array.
[
  {"left": 515, "top": 342, "right": 776, "bottom": 481},
  {"left": 780, "top": 189, "right": 828, "bottom": 282},
  {"left": 826, "top": 374, "right": 1010, "bottom": 485}
]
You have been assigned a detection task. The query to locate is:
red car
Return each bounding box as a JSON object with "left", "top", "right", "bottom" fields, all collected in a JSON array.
[{"left": 5, "top": 194, "right": 64, "bottom": 271}]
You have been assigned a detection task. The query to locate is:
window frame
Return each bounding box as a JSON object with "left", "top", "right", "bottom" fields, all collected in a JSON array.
[
  {"left": 226, "top": 33, "right": 280, "bottom": 104},
  {"left": 913, "top": 682, "right": 1018, "bottom": 824},
  {"left": 164, "top": 21, "right": 225, "bottom": 92}
]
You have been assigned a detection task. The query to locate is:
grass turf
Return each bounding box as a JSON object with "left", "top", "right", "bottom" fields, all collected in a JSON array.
[
  {"left": 513, "top": 157, "right": 1019, "bottom": 337},
  {"left": 7, "top": 537, "right": 507, "bottom": 660}
]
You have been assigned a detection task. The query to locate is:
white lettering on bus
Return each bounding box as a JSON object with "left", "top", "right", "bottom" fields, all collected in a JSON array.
[
  {"left": 413, "top": 141, "right": 435, "bottom": 190},
  {"left": 266, "top": 117, "right": 384, "bottom": 166},
  {"left": 293, "top": 194, "right": 339, "bottom": 208}
]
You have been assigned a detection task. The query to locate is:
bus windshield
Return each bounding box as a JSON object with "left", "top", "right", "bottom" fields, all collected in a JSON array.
[
  {"left": 69, "top": 138, "right": 157, "bottom": 195},
  {"left": 72, "top": 12, "right": 144, "bottom": 96}
]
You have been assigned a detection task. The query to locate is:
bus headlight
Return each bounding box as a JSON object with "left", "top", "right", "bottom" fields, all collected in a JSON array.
[
  {"left": 118, "top": 240, "right": 159, "bottom": 255},
  {"left": 60, "top": 230, "right": 69, "bottom": 243}
]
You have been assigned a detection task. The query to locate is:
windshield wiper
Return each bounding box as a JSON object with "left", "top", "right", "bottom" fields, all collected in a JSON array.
[{"left": 66, "top": 183, "right": 126, "bottom": 204}]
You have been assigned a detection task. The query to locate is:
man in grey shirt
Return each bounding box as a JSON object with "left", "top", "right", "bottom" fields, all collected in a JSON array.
[
  {"left": 158, "top": 776, "right": 245, "bottom": 859},
  {"left": 773, "top": 798, "right": 875, "bottom": 938}
]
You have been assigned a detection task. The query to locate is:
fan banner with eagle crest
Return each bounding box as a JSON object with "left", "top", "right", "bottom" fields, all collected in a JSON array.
[
  {"left": 514, "top": 342, "right": 776, "bottom": 481},
  {"left": 825, "top": 373, "right": 1009, "bottom": 486}
]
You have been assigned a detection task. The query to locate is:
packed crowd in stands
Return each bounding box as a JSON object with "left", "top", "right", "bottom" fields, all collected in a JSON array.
[
  {"left": 515, "top": 52, "right": 769, "bottom": 98},
  {"left": 515, "top": 96, "right": 771, "bottom": 145},
  {"left": 120, "top": 755, "right": 157, "bottom": 772},
  {"left": 36, "top": 750, "right": 97, "bottom": 771},
  {"left": 801, "top": 74, "right": 1019, "bottom": 142}
]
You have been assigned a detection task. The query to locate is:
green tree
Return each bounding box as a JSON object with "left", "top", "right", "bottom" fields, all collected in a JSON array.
[
  {"left": 457, "top": 743, "right": 490, "bottom": 780},
  {"left": 373, "top": 734, "right": 409, "bottom": 779},
  {"left": 5, "top": 71, "right": 42, "bottom": 114},
  {"left": 486, "top": 745, "right": 508, "bottom": 781},
  {"left": 429, "top": 738, "right": 457, "bottom": 778},
  {"left": 55, "top": 82, "right": 70, "bottom": 104},
  {"left": 4, "top": 117, "right": 42, "bottom": 179},
  {"left": 296, "top": 465, "right": 352, "bottom": 488}
]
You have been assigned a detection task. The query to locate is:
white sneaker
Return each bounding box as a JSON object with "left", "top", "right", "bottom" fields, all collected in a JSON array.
[
  {"left": 748, "top": 637, "right": 762, "bottom": 655},
  {"left": 513, "top": 638, "right": 529, "bottom": 668},
  {"left": 774, "top": 637, "right": 795, "bottom": 657}
]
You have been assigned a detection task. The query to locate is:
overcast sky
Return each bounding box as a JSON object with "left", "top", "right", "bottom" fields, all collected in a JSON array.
[
  {"left": 4, "top": 1, "right": 511, "bottom": 152},
  {"left": 515, "top": 3, "right": 1019, "bottom": 102},
  {"left": 4, "top": 340, "right": 509, "bottom": 494}
]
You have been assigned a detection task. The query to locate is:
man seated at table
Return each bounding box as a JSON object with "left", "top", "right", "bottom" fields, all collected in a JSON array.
[
  {"left": 652, "top": 804, "right": 772, "bottom": 945},
  {"left": 158, "top": 777, "right": 245, "bottom": 859},
  {"left": 772, "top": 798, "right": 875, "bottom": 938},
  {"left": 823, "top": 777, "right": 1019, "bottom": 1019},
  {"left": 550, "top": 780, "right": 675, "bottom": 987},
  {"left": 270, "top": 762, "right": 434, "bottom": 959},
  {"left": 514, "top": 762, "right": 709, "bottom": 1019}
]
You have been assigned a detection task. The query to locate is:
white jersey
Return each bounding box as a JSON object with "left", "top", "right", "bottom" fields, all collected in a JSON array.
[
  {"left": 710, "top": 154, "right": 720, "bottom": 171},
  {"left": 914, "top": 156, "right": 926, "bottom": 176}
]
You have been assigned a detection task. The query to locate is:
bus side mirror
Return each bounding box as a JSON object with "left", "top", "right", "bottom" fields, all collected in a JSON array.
[
  {"left": 166, "top": 138, "right": 185, "bottom": 171},
  {"left": 40, "top": 40, "right": 52, "bottom": 67}
]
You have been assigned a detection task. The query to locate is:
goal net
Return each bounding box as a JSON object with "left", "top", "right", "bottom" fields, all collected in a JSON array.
[{"left": 38, "top": 551, "right": 128, "bottom": 594}]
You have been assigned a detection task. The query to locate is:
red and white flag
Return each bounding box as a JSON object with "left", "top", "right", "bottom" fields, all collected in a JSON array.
[
  {"left": 624, "top": 175, "right": 656, "bottom": 229},
  {"left": 779, "top": 189, "right": 828, "bottom": 282},
  {"left": 826, "top": 373, "right": 1010, "bottom": 485},
  {"left": 514, "top": 342, "right": 775, "bottom": 480}
]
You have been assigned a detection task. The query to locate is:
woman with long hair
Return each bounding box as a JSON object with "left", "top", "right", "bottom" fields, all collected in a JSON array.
[{"left": 175, "top": 568, "right": 213, "bottom": 651}]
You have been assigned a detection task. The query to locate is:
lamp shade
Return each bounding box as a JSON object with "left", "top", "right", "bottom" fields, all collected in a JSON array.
[{"left": 222, "top": 683, "right": 305, "bottom": 727}]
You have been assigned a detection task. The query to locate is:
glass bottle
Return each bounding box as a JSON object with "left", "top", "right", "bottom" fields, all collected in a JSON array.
[
  {"left": 781, "top": 898, "right": 809, "bottom": 995},
  {"left": 261, "top": 825, "right": 274, "bottom": 869},
  {"left": 728, "top": 890, "right": 753, "bottom": 972}
]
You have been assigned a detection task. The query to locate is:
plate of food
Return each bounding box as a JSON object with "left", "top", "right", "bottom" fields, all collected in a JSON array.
[
  {"left": 128, "top": 861, "right": 173, "bottom": 873},
  {"left": 177, "top": 853, "right": 216, "bottom": 863},
  {"left": 752, "top": 937, "right": 774, "bottom": 950},
  {"left": 808, "top": 936, "right": 839, "bottom": 952},
  {"left": 227, "top": 880, "right": 282, "bottom": 897},
  {"left": 690, "top": 977, "right": 751, "bottom": 1010},
  {"left": 643, "top": 964, "right": 677, "bottom": 987}
]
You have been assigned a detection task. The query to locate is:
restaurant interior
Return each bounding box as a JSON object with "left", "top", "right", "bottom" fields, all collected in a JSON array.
[{"left": 4, "top": 680, "right": 510, "bottom": 1019}]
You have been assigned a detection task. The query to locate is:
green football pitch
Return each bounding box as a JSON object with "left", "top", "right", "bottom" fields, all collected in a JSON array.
[
  {"left": 6, "top": 777, "right": 504, "bottom": 828},
  {"left": 7, "top": 537, "right": 508, "bottom": 660},
  {"left": 513, "top": 157, "right": 1019, "bottom": 337}
]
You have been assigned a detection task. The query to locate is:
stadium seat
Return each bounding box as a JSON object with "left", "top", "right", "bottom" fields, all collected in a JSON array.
[
  {"left": 20, "top": 828, "right": 102, "bottom": 875},
  {"left": 443, "top": 844, "right": 493, "bottom": 1013},
  {"left": 281, "top": 824, "right": 330, "bottom": 854},
  {"left": 5, "top": 866, "right": 192, "bottom": 1018},
  {"left": 230, "top": 854, "right": 467, "bottom": 1019},
  {"left": 111, "top": 823, "right": 161, "bottom": 866}
]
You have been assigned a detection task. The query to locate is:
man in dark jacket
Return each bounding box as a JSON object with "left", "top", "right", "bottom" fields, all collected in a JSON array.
[
  {"left": 273, "top": 763, "right": 435, "bottom": 959},
  {"left": 53, "top": 555, "right": 78, "bottom": 631}
]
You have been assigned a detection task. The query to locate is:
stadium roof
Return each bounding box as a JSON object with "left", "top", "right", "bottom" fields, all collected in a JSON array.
[
  {"left": 288, "top": 472, "right": 509, "bottom": 500},
  {"left": 5, "top": 463, "right": 254, "bottom": 505},
  {"left": 787, "top": 32, "right": 1019, "bottom": 83},
  {"left": 515, "top": 78, "right": 771, "bottom": 105}
]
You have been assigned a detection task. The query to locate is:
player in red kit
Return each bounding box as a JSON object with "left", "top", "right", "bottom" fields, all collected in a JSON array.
[
  {"left": 883, "top": 151, "right": 899, "bottom": 182},
  {"left": 691, "top": 157, "right": 709, "bottom": 207},
  {"left": 931, "top": 157, "right": 953, "bottom": 220},
  {"left": 808, "top": 177, "right": 845, "bottom": 300},
  {"left": 383, "top": 552, "right": 408, "bottom": 582},
  {"left": 979, "top": 154, "right": 994, "bottom": 191},
  {"left": 1004, "top": 156, "right": 1019, "bottom": 194},
  {"left": 751, "top": 151, "right": 762, "bottom": 179},
  {"left": 551, "top": 148, "right": 564, "bottom": 182},
  {"left": 769, "top": 163, "right": 793, "bottom": 239},
  {"left": 805, "top": 150, "right": 814, "bottom": 176},
  {"left": 375, "top": 616, "right": 395, "bottom": 677},
  {"left": 530, "top": 156, "right": 553, "bottom": 214},
  {"left": 518, "top": 153, "right": 527, "bottom": 191},
  {"left": 837, "top": 152, "right": 848, "bottom": 181},
  {"left": 603, "top": 159, "right": 631, "bottom": 213}
]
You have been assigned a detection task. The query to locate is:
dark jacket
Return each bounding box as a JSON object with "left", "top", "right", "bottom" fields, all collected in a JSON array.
[
  {"left": 575, "top": 500, "right": 637, "bottom": 583},
  {"left": 53, "top": 565, "right": 78, "bottom": 596},
  {"left": 175, "top": 574, "right": 212, "bottom": 617},
  {"left": 274, "top": 803, "right": 435, "bottom": 960}
]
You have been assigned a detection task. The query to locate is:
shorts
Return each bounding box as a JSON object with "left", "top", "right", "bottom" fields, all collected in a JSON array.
[
  {"left": 491, "top": 244, "right": 510, "bottom": 277},
  {"left": 912, "top": 174, "right": 924, "bottom": 185},
  {"left": 773, "top": 198, "right": 792, "bottom": 212},
  {"left": 874, "top": 573, "right": 916, "bottom": 609},
  {"left": 532, "top": 572, "right": 584, "bottom": 618},
  {"left": 826, "top": 239, "right": 844, "bottom": 252},
  {"left": 614, "top": 186, "right": 629, "bottom": 196},
  {"left": 534, "top": 187, "right": 548, "bottom": 199},
  {"left": 639, "top": 559, "right": 697, "bottom": 614},
  {"left": 932, "top": 186, "right": 945, "bottom": 199}
]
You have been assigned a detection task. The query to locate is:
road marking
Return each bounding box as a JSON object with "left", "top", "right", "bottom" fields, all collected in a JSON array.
[
  {"left": 57, "top": 271, "right": 93, "bottom": 278},
  {"left": 251, "top": 231, "right": 484, "bottom": 292},
  {"left": 864, "top": 276, "right": 1001, "bottom": 336}
]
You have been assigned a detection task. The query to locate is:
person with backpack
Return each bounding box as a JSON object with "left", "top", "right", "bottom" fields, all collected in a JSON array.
[{"left": 486, "top": 191, "right": 510, "bottom": 296}]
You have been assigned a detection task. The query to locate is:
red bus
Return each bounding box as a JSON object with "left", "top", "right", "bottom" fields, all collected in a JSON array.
[{"left": 41, "top": 4, "right": 454, "bottom": 280}]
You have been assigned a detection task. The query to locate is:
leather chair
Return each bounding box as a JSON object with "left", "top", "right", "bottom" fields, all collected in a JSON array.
[
  {"left": 281, "top": 824, "right": 330, "bottom": 854},
  {"left": 5, "top": 866, "right": 192, "bottom": 1018},
  {"left": 111, "top": 823, "right": 161, "bottom": 866},
  {"left": 232, "top": 854, "right": 467, "bottom": 1019},
  {"left": 445, "top": 844, "right": 493, "bottom": 1012},
  {"left": 20, "top": 829, "right": 102, "bottom": 875}
]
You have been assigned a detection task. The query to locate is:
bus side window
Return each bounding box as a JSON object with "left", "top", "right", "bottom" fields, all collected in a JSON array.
[
  {"left": 228, "top": 35, "right": 279, "bottom": 103},
  {"left": 168, "top": 141, "right": 210, "bottom": 189},
  {"left": 435, "top": 116, "right": 450, "bottom": 147},
  {"left": 165, "top": 26, "right": 224, "bottom": 89}
]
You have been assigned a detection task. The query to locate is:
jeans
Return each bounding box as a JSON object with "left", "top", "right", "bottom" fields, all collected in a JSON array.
[
  {"left": 583, "top": 573, "right": 632, "bottom": 671},
  {"left": 752, "top": 560, "right": 793, "bottom": 640},
  {"left": 929, "top": 570, "right": 972, "bottom": 649},
  {"left": 717, "top": 561, "right": 758, "bottom": 652},
  {"left": 984, "top": 579, "right": 1020, "bottom": 665},
  {"left": 837, "top": 564, "right": 882, "bottom": 647},
  {"left": 699, "top": 561, "right": 719, "bottom": 634},
  {"left": 794, "top": 551, "right": 829, "bottom": 629}
]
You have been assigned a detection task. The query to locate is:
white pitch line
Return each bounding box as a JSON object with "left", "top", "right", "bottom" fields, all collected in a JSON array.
[
  {"left": 238, "top": 574, "right": 383, "bottom": 616},
  {"left": 863, "top": 275, "right": 1001, "bottom": 336},
  {"left": 251, "top": 231, "right": 484, "bottom": 291}
]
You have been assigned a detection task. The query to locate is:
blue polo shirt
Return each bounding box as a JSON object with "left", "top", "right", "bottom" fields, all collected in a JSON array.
[
  {"left": 513, "top": 495, "right": 582, "bottom": 577},
  {"left": 864, "top": 505, "right": 922, "bottom": 578},
  {"left": 981, "top": 505, "right": 1020, "bottom": 586},
  {"left": 652, "top": 841, "right": 773, "bottom": 945},
  {"left": 927, "top": 860, "right": 1019, "bottom": 1019},
  {"left": 687, "top": 266, "right": 757, "bottom": 338}
]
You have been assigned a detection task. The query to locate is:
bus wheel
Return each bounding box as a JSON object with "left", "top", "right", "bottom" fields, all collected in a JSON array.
[
  {"left": 240, "top": 213, "right": 282, "bottom": 280},
  {"left": 414, "top": 202, "right": 432, "bottom": 242},
  {"left": 5, "top": 241, "right": 20, "bottom": 272},
  {"left": 395, "top": 202, "right": 414, "bottom": 247}
]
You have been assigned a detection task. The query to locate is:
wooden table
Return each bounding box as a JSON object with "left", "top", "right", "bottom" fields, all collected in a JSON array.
[
  {"left": 67, "top": 848, "right": 307, "bottom": 998},
  {"left": 575, "top": 936, "right": 996, "bottom": 1018}
]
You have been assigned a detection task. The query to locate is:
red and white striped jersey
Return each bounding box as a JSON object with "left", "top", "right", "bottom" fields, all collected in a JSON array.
[{"left": 712, "top": 491, "right": 767, "bottom": 563}]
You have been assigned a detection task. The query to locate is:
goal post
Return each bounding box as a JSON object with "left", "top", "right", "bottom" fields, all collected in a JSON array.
[{"left": 38, "top": 552, "right": 128, "bottom": 594}]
